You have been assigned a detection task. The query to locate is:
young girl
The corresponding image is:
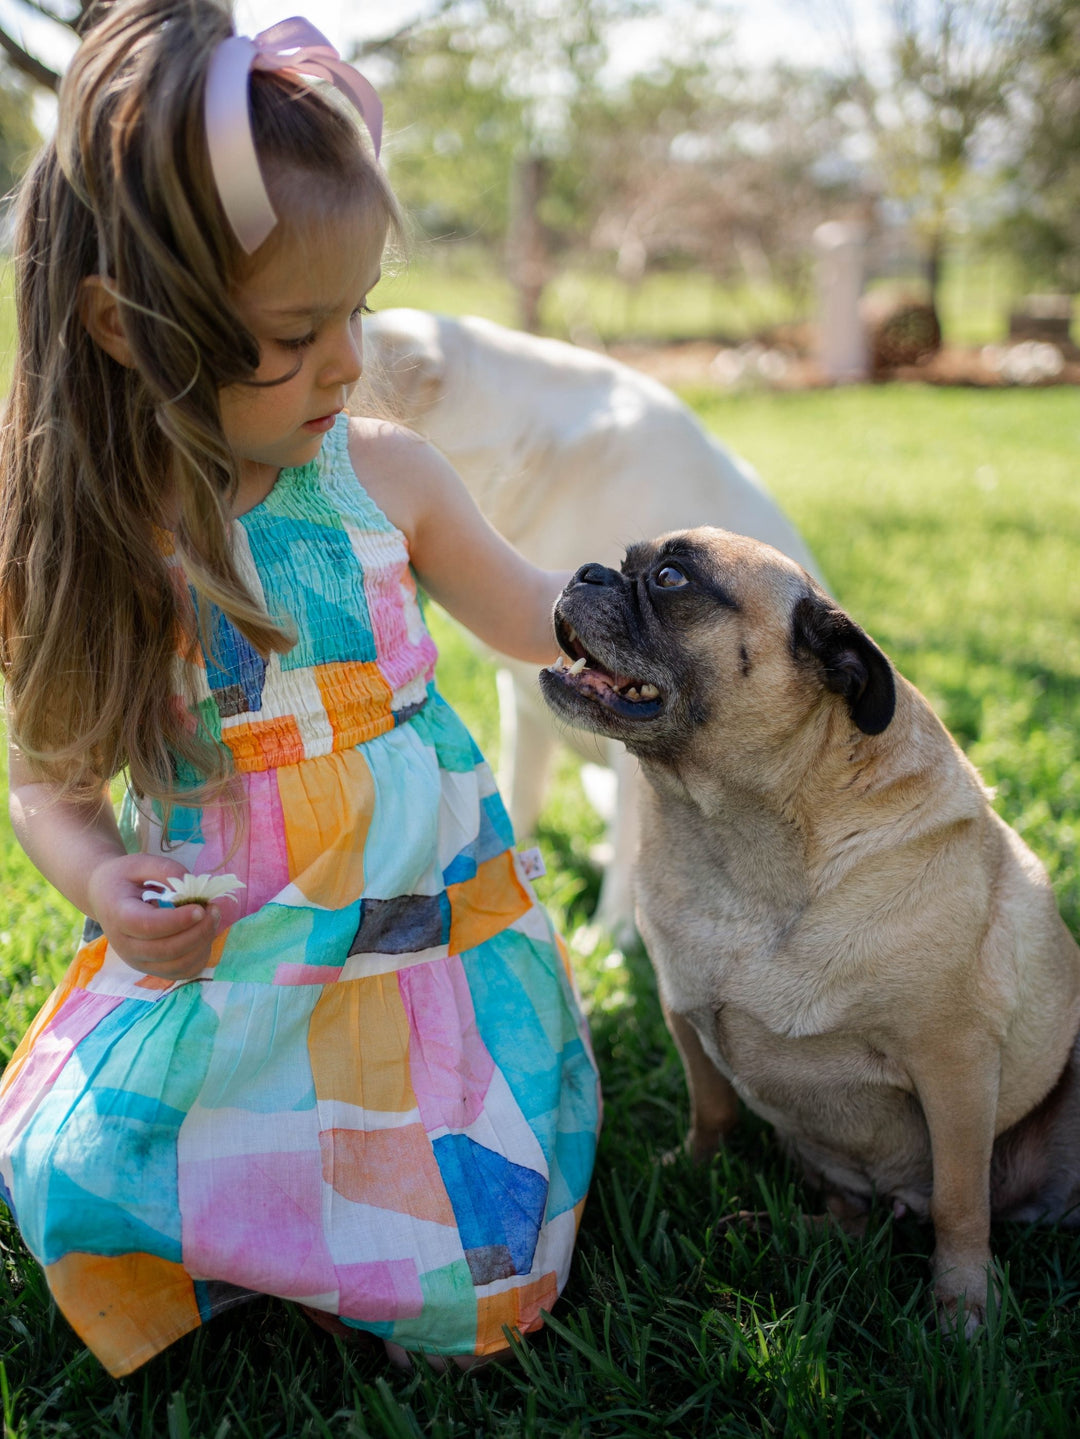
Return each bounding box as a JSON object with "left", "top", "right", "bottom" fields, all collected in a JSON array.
[{"left": 0, "top": 0, "right": 600, "bottom": 1378}]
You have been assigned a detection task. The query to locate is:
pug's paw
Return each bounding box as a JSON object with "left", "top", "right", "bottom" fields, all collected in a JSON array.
[
  {"left": 932, "top": 1260, "right": 991, "bottom": 1338},
  {"left": 659, "top": 1128, "right": 720, "bottom": 1166}
]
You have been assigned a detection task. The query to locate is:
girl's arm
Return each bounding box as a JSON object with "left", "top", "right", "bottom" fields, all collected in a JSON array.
[
  {"left": 8, "top": 747, "right": 219, "bottom": 981},
  {"left": 351, "top": 421, "right": 568, "bottom": 664}
]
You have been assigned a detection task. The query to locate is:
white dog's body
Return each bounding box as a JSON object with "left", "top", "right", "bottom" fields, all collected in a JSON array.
[{"left": 362, "top": 309, "right": 818, "bottom": 934}]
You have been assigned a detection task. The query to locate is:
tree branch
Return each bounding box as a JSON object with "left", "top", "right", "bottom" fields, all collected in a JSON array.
[{"left": 0, "top": 24, "right": 62, "bottom": 90}]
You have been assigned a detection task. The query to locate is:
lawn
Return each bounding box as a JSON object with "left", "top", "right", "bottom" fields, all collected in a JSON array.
[{"left": 1, "top": 383, "right": 1079, "bottom": 1436}]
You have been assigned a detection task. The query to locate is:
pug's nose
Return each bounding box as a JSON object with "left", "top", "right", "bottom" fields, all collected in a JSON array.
[{"left": 573, "top": 563, "right": 622, "bottom": 588}]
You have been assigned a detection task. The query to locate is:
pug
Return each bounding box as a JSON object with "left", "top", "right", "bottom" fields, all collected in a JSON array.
[{"left": 539, "top": 526, "right": 1080, "bottom": 1332}]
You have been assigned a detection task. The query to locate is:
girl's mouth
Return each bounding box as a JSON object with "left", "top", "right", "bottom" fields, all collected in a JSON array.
[{"left": 302, "top": 411, "right": 339, "bottom": 433}]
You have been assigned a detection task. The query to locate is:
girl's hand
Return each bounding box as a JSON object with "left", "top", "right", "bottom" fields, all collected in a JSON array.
[{"left": 85, "top": 853, "right": 220, "bottom": 982}]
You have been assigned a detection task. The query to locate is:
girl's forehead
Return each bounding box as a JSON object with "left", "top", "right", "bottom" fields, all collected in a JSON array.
[{"left": 237, "top": 208, "right": 385, "bottom": 312}]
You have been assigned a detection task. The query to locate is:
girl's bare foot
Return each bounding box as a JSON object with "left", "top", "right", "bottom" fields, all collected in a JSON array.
[{"left": 298, "top": 1304, "right": 380, "bottom": 1353}]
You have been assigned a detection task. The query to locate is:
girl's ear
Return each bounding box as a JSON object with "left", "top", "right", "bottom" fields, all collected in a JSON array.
[{"left": 78, "top": 276, "right": 134, "bottom": 367}]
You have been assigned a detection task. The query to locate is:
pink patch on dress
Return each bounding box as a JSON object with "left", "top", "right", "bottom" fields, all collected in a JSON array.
[
  {"left": 274, "top": 963, "right": 346, "bottom": 986},
  {"left": 397, "top": 957, "right": 494, "bottom": 1133},
  {"left": 364, "top": 562, "right": 438, "bottom": 692},
  {"left": 0, "top": 990, "right": 122, "bottom": 1145},
  {"left": 193, "top": 770, "right": 290, "bottom": 918},
  {"left": 335, "top": 1256, "right": 424, "bottom": 1321},
  {"left": 179, "top": 1149, "right": 337, "bottom": 1299}
]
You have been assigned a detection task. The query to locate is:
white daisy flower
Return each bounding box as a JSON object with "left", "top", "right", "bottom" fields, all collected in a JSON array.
[{"left": 141, "top": 873, "right": 246, "bottom": 907}]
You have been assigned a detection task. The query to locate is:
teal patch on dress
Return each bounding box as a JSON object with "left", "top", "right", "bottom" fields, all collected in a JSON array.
[
  {"left": 242, "top": 514, "right": 377, "bottom": 670},
  {"left": 461, "top": 937, "right": 562, "bottom": 1159},
  {"left": 15, "top": 1083, "right": 188, "bottom": 1264},
  {"left": 34, "top": 1167, "right": 182, "bottom": 1267},
  {"left": 409, "top": 696, "right": 485, "bottom": 774},
  {"left": 544, "top": 1126, "right": 599, "bottom": 1222},
  {"left": 214, "top": 904, "right": 319, "bottom": 982},
  {"left": 198, "top": 986, "right": 320, "bottom": 1113},
  {"left": 361, "top": 729, "right": 441, "bottom": 899}
]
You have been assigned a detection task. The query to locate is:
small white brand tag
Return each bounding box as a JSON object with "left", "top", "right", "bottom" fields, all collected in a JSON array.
[{"left": 518, "top": 846, "right": 546, "bottom": 880}]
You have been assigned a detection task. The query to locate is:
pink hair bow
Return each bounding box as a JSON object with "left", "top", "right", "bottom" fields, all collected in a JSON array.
[{"left": 204, "top": 16, "right": 384, "bottom": 255}]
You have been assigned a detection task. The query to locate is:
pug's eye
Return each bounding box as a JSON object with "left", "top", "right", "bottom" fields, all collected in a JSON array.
[{"left": 655, "top": 565, "right": 688, "bottom": 589}]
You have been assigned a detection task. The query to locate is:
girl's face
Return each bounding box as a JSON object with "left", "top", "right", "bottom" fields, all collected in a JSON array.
[{"left": 219, "top": 208, "right": 384, "bottom": 497}]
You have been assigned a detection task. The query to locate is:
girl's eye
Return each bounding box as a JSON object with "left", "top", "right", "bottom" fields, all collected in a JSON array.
[
  {"left": 352, "top": 304, "right": 373, "bottom": 320},
  {"left": 655, "top": 565, "right": 688, "bottom": 589},
  {"left": 278, "top": 332, "right": 316, "bottom": 352}
]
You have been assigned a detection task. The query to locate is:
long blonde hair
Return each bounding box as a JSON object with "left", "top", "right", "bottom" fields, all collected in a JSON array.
[{"left": 0, "top": 0, "right": 400, "bottom": 806}]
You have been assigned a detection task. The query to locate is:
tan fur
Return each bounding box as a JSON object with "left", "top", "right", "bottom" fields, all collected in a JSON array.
[{"left": 541, "top": 526, "right": 1080, "bottom": 1333}]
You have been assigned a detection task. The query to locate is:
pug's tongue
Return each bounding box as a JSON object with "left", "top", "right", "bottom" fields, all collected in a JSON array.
[{"left": 574, "top": 663, "right": 626, "bottom": 696}]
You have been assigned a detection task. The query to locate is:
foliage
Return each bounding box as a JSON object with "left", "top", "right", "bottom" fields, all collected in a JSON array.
[
  {"left": 812, "top": 0, "right": 1031, "bottom": 304},
  {"left": 379, "top": 2, "right": 864, "bottom": 302},
  {"left": 0, "top": 0, "right": 81, "bottom": 91},
  {"left": 0, "top": 64, "right": 39, "bottom": 199},
  {"left": 995, "top": 0, "right": 1080, "bottom": 290},
  {"left": 559, "top": 54, "right": 860, "bottom": 293},
  {"left": 2, "top": 385, "right": 1080, "bottom": 1434},
  {"left": 374, "top": 0, "right": 655, "bottom": 245}
]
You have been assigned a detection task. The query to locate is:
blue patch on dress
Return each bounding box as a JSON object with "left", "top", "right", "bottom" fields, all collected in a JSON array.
[
  {"left": 199, "top": 595, "right": 269, "bottom": 717},
  {"left": 432, "top": 1134, "right": 546, "bottom": 1279}
]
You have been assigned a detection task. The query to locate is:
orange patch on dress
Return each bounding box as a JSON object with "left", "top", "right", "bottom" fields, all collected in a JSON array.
[
  {"left": 276, "top": 748, "right": 374, "bottom": 909},
  {"left": 314, "top": 660, "right": 395, "bottom": 750},
  {"left": 319, "top": 1125, "right": 456, "bottom": 1226},
  {"left": 222, "top": 714, "right": 306, "bottom": 772},
  {"left": 474, "top": 1270, "right": 560, "bottom": 1354},
  {"left": 135, "top": 974, "right": 180, "bottom": 991},
  {"left": 447, "top": 851, "right": 532, "bottom": 955},
  {"left": 45, "top": 1250, "right": 201, "bottom": 1378},
  {"left": 308, "top": 975, "right": 417, "bottom": 1112}
]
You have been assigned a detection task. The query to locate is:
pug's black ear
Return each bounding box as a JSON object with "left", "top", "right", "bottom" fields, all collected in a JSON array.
[{"left": 791, "top": 594, "right": 896, "bottom": 735}]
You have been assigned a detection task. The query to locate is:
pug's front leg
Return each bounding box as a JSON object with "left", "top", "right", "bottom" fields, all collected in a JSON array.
[
  {"left": 662, "top": 1000, "right": 740, "bottom": 1161},
  {"left": 911, "top": 1039, "right": 1001, "bottom": 1336}
]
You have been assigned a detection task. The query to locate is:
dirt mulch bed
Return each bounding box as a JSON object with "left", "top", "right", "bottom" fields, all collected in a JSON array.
[{"left": 608, "top": 340, "right": 1080, "bottom": 391}]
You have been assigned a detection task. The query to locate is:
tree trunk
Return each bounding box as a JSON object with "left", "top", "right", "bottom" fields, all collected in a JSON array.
[{"left": 506, "top": 153, "right": 549, "bottom": 334}]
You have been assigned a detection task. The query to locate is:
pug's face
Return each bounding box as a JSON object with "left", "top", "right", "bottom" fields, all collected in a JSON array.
[{"left": 539, "top": 527, "right": 895, "bottom": 769}]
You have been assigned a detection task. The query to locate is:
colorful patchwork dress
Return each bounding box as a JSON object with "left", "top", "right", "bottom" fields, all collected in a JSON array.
[{"left": 0, "top": 416, "right": 600, "bottom": 1377}]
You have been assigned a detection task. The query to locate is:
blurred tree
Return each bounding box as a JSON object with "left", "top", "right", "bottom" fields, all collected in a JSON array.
[
  {"left": 0, "top": 0, "right": 81, "bottom": 91},
  {"left": 563, "top": 54, "right": 862, "bottom": 295},
  {"left": 816, "top": 0, "right": 1027, "bottom": 313},
  {"left": 997, "top": 0, "right": 1080, "bottom": 289},
  {"left": 367, "top": 0, "right": 661, "bottom": 329},
  {"left": 0, "top": 63, "right": 41, "bottom": 196},
  {"left": 376, "top": 1, "right": 863, "bottom": 325}
]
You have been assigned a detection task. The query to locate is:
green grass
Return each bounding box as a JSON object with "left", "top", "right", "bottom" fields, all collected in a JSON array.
[{"left": 3, "top": 386, "right": 1080, "bottom": 1434}]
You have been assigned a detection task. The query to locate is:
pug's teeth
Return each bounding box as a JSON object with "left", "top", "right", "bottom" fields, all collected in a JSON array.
[
  {"left": 640, "top": 683, "right": 660, "bottom": 700},
  {"left": 552, "top": 654, "right": 566, "bottom": 670},
  {"left": 568, "top": 656, "right": 587, "bottom": 675},
  {"left": 624, "top": 687, "right": 640, "bottom": 700}
]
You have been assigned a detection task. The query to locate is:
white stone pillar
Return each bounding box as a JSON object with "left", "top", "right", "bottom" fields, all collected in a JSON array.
[{"left": 814, "top": 221, "right": 869, "bottom": 383}]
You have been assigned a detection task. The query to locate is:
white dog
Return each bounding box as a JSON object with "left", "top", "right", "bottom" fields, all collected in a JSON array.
[{"left": 361, "top": 308, "right": 819, "bottom": 938}]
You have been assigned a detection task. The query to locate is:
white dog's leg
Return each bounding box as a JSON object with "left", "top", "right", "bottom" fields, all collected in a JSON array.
[
  {"left": 497, "top": 667, "right": 557, "bottom": 840},
  {"left": 594, "top": 744, "right": 641, "bottom": 946}
]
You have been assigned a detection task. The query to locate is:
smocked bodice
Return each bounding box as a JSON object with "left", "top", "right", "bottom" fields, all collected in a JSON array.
[{"left": 168, "top": 415, "right": 437, "bottom": 776}]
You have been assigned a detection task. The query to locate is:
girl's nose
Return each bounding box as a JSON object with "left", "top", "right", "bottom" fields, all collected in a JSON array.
[{"left": 322, "top": 321, "right": 363, "bottom": 388}]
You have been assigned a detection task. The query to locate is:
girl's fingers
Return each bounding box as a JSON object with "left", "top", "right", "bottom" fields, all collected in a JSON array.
[
  {"left": 119, "top": 898, "right": 209, "bottom": 940},
  {"left": 127, "top": 953, "right": 212, "bottom": 981}
]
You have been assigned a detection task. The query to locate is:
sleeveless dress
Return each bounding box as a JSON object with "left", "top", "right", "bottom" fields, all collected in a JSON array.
[{"left": 0, "top": 417, "right": 601, "bottom": 1377}]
